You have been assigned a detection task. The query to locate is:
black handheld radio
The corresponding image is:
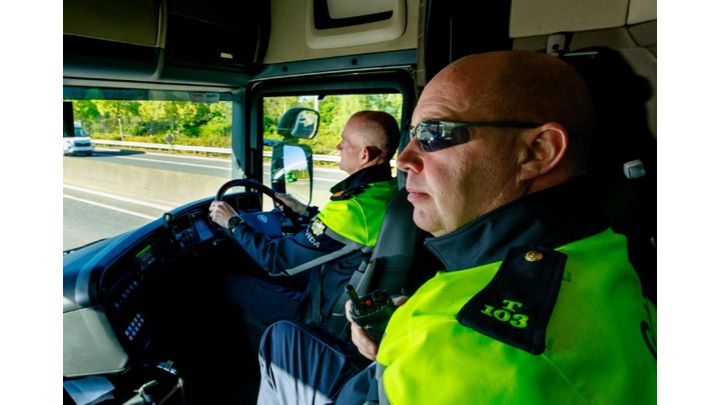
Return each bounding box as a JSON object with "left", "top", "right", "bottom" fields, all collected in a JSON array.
[{"left": 346, "top": 284, "right": 396, "bottom": 344}]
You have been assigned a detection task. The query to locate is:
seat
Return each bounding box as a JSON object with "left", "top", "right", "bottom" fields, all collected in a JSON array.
[
  {"left": 352, "top": 187, "right": 440, "bottom": 297},
  {"left": 564, "top": 48, "right": 657, "bottom": 305},
  {"left": 322, "top": 188, "right": 441, "bottom": 340}
]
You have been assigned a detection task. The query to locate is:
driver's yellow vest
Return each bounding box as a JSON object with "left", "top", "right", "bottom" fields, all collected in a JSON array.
[
  {"left": 317, "top": 180, "right": 397, "bottom": 247},
  {"left": 376, "top": 229, "right": 657, "bottom": 404}
]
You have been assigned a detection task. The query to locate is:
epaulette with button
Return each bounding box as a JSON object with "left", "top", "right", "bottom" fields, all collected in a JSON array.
[
  {"left": 330, "top": 184, "right": 368, "bottom": 201},
  {"left": 456, "top": 246, "right": 567, "bottom": 355}
]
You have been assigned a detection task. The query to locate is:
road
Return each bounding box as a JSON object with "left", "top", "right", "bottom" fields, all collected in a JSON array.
[{"left": 63, "top": 148, "right": 345, "bottom": 250}]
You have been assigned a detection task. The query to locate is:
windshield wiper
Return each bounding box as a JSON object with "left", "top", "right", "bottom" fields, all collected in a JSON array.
[{"left": 63, "top": 238, "right": 107, "bottom": 256}]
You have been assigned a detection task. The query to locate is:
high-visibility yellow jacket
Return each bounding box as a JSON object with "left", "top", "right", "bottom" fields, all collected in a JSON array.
[{"left": 376, "top": 179, "right": 656, "bottom": 404}]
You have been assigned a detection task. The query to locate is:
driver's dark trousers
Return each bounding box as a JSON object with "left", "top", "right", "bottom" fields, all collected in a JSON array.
[
  {"left": 223, "top": 272, "right": 309, "bottom": 326},
  {"left": 257, "top": 321, "right": 377, "bottom": 405}
]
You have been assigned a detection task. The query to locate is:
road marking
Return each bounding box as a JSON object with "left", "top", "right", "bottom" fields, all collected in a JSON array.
[
  {"left": 63, "top": 184, "right": 175, "bottom": 210},
  {"left": 112, "top": 155, "right": 231, "bottom": 171},
  {"left": 314, "top": 167, "right": 342, "bottom": 174},
  {"left": 143, "top": 151, "right": 230, "bottom": 162},
  {"left": 63, "top": 194, "right": 158, "bottom": 220},
  {"left": 96, "top": 150, "right": 342, "bottom": 176}
]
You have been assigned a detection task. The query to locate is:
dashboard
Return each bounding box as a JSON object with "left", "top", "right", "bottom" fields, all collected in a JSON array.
[{"left": 63, "top": 193, "right": 261, "bottom": 378}]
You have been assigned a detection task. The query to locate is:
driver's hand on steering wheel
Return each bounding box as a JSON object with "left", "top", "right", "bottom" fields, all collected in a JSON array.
[
  {"left": 208, "top": 200, "right": 239, "bottom": 229},
  {"left": 275, "top": 193, "right": 308, "bottom": 215}
]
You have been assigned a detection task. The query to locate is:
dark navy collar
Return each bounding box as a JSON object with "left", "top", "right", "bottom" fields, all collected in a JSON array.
[
  {"left": 330, "top": 163, "right": 393, "bottom": 194},
  {"left": 424, "top": 176, "right": 610, "bottom": 271}
]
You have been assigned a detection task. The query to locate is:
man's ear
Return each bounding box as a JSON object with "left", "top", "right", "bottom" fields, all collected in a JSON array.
[
  {"left": 517, "top": 122, "right": 569, "bottom": 181},
  {"left": 363, "top": 146, "right": 381, "bottom": 164}
]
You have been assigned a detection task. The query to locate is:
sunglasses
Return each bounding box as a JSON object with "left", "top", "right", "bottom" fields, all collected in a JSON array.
[{"left": 409, "top": 119, "right": 542, "bottom": 152}]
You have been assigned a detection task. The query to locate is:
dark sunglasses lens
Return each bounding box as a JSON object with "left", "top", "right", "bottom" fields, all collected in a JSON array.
[{"left": 418, "top": 124, "right": 470, "bottom": 152}]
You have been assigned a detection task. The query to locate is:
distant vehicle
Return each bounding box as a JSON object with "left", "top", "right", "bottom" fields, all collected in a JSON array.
[{"left": 63, "top": 122, "right": 94, "bottom": 155}]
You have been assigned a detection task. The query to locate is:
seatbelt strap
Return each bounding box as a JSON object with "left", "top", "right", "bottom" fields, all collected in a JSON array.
[
  {"left": 294, "top": 228, "right": 373, "bottom": 325},
  {"left": 285, "top": 243, "right": 360, "bottom": 276},
  {"left": 307, "top": 266, "right": 323, "bottom": 325},
  {"left": 327, "top": 257, "right": 374, "bottom": 323},
  {"left": 376, "top": 363, "right": 390, "bottom": 405},
  {"left": 353, "top": 257, "right": 376, "bottom": 296},
  {"left": 284, "top": 228, "right": 371, "bottom": 276}
]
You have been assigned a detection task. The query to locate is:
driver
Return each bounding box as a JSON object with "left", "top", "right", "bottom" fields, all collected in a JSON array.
[{"left": 208, "top": 110, "right": 400, "bottom": 332}]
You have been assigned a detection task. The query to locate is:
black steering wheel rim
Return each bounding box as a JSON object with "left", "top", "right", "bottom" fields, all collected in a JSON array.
[{"left": 216, "top": 178, "right": 301, "bottom": 229}]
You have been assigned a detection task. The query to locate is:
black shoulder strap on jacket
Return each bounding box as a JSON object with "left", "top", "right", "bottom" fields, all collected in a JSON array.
[{"left": 456, "top": 245, "right": 567, "bottom": 354}]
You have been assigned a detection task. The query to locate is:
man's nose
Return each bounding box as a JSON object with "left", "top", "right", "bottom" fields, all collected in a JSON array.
[{"left": 396, "top": 138, "right": 423, "bottom": 173}]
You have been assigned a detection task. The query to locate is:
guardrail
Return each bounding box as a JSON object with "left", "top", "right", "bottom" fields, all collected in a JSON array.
[{"left": 93, "top": 139, "right": 342, "bottom": 163}]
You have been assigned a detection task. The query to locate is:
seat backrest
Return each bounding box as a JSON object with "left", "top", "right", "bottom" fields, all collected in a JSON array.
[
  {"left": 508, "top": 0, "right": 657, "bottom": 304},
  {"left": 320, "top": 188, "right": 439, "bottom": 341},
  {"left": 563, "top": 48, "right": 657, "bottom": 305},
  {"left": 354, "top": 188, "right": 440, "bottom": 297}
]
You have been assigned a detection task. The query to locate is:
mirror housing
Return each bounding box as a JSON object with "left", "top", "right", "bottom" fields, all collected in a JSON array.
[
  {"left": 277, "top": 108, "right": 319, "bottom": 139},
  {"left": 270, "top": 143, "right": 313, "bottom": 206},
  {"left": 270, "top": 107, "right": 319, "bottom": 207}
]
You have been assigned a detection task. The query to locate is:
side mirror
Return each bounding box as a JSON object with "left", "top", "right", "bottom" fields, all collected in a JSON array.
[
  {"left": 270, "top": 107, "right": 320, "bottom": 207},
  {"left": 277, "top": 108, "right": 319, "bottom": 139},
  {"left": 270, "top": 143, "right": 313, "bottom": 206}
]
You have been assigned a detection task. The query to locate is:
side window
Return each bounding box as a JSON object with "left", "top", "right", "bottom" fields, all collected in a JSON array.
[{"left": 262, "top": 93, "right": 403, "bottom": 210}]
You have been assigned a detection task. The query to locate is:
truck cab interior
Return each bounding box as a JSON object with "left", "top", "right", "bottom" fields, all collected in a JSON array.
[{"left": 61, "top": 0, "right": 657, "bottom": 403}]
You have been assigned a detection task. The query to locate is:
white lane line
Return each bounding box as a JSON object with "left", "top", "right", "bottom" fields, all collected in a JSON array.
[
  {"left": 143, "top": 151, "right": 230, "bottom": 163},
  {"left": 313, "top": 167, "right": 342, "bottom": 174},
  {"left": 259, "top": 175, "right": 336, "bottom": 184},
  {"left": 112, "top": 155, "right": 231, "bottom": 171},
  {"left": 63, "top": 194, "right": 158, "bottom": 220},
  {"left": 63, "top": 184, "right": 175, "bottom": 210}
]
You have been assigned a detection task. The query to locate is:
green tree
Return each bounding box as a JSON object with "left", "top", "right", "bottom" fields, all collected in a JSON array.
[
  {"left": 95, "top": 100, "right": 141, "bottom": 140},
  {"left": 263, "top": 96, "right": 300, "bottom": 136},
  {"left": 71, "top": 100, "right": 100, "bottom": 131},
  {"left": 138, "top": 101, "right": 172, "bottom": 135},
  {"left": 262, "top": 93, "right": 403, "bottom": 155},
  {"left": 200, "top": 102, "right": 232, "bottom": 137}
]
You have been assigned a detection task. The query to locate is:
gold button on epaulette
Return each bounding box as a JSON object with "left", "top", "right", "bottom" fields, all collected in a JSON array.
[{"left": 524, "top": 250, "right": 544, "bottom": 262}]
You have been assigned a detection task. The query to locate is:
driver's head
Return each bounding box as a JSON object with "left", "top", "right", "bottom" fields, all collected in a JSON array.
[
  {"left": 397, "top": 51, "right": 594, "bottom": 237},
  {"left": 337, "top": 111, "right": 400, "bottom": 175}
]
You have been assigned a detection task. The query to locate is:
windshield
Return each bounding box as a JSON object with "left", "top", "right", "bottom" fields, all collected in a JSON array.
[
  {"left": 63, "top": 87, "right": 235, "bottom": 250},
  {"left": 73, "top": 126, "right": 88, "bottom": 137}
]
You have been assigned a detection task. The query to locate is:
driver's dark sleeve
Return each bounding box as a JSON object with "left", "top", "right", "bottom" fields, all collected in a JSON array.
[
  {"left": 301, "top": 206, "right": 320, "bottom": 221},
  {"left": 229, "top": 220, "right": 345, "bottom": 276}
]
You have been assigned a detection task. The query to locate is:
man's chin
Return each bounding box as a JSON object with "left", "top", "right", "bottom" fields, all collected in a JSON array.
[{"left": 411, "top": 209, "right": 443, "bottom": 236}]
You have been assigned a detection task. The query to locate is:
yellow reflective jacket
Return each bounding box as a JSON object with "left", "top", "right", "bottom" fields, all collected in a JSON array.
[{"left": 376, "top": 228, "right": 657, "bottom": 404}]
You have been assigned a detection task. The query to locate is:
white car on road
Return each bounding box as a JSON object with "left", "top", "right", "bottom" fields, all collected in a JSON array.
[{"left": 64, "top": 122, "right": 95, "bottom": 156}]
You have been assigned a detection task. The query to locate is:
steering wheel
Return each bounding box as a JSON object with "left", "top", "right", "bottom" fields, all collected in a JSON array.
[{"left": 215, "top": 178, "right": 302, "bottom": 231}]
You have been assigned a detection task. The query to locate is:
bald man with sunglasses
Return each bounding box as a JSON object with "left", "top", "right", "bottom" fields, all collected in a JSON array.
[{"left": 255, "top": 51, "right": 656, "bottom": 405}]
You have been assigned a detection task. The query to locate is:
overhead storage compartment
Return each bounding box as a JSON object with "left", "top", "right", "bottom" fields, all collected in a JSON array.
[
  {"left": 164, "top": 0, "right": 270, "bottom": 71},
  {"left": 63, "top": 0, "right": 270, "bottom": 86}
]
